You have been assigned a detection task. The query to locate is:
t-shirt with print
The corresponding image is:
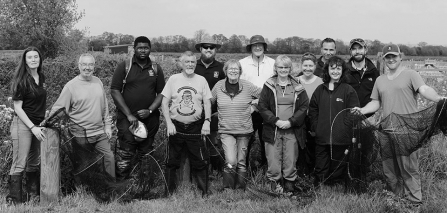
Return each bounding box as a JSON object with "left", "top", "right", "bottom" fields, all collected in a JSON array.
[
  {"left": 161, "top": 73, "right": 212, "bottom": 124},
  {"left": 371, "top": 68, "right": 425, "bottom": 118}
]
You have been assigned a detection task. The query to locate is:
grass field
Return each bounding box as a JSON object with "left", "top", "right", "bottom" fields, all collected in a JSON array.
[{"left": 1, "top": 52, "right": 447, "bottom": 212}]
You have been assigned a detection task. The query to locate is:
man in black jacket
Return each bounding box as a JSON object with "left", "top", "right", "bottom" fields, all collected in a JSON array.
[
  {"left": 345, "top": 38, "right": 380, "bottom": 184},
  {"left": 345, "top": 38, "right": 380, "bottom": 118}
]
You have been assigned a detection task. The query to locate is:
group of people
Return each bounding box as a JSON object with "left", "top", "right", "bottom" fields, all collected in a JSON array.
[{"left": 6, "top": 34, "right": 444, "bottom": 206}]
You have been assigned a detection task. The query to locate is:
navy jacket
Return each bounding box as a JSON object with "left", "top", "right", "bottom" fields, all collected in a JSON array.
[{"left": 308, "top": 82, "right": 359, "bottom": 146}]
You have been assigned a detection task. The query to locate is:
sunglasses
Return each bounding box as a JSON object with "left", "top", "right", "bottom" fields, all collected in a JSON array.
[{"left": 202, "top": 45, "right": 216, "bottom": 50}]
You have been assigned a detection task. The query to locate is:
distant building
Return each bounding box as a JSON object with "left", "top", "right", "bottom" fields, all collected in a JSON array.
[{"left": 104, "top": 44, "right": 134, "bottom": 54}]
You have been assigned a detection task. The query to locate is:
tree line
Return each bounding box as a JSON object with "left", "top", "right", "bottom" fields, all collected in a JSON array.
[{"left": 0, "top": 0, "right": 446, "bottom": 58}]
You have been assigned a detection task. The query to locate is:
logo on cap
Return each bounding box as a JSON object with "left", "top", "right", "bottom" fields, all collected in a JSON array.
[{"left": 388, "top": 47, "right": 392, "bottom": 51}]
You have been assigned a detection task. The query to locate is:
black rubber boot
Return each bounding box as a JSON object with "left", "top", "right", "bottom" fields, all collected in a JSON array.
[
  {"left": 222, "top": 171, "right": 236, "bottom": 190},
  {"left": 164, "top": 167, "right": 177, "bottom": 197},
  {"left": 193, "top": 169, "right": 209, "bottom": 197},
  {"left": 284, "top": 179, "right": 295, "bottom": 193},
  {"left": 6, "top": 174, "right": 22, "bottom": 206},
  {"left": 236, "top": 171, "right": 247, "bottom": 190},
  {"left": 25, "top": 172, "right": 40, "bottom": 202}
]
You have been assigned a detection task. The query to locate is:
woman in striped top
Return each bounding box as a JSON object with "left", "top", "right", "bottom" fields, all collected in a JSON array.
[{"left": 211, "top": 59, "right": 260, "bottom": 191}]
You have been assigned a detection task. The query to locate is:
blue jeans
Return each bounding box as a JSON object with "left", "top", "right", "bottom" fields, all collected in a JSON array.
[
  {"left": 220, "top": 133, "right": 251, "bottom": 173},
  {"left": 9, "top": 116, "right": 40, "bottom": 175}
]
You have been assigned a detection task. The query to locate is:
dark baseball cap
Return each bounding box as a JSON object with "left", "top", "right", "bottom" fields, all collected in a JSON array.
[
  {"left": 349, "top": 38, "right": 367, "bottom": 49},
  {"left": 382, "top": 44, "right": 401, "bottom": 57}
]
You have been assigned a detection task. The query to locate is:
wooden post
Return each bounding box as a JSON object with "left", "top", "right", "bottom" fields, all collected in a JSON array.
[{"left": 40, "top": 128, "right": 60, "bottom": 205}]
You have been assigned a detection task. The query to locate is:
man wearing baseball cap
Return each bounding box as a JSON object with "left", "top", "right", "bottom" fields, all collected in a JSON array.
[
  {"left": 194, "top": 37, "right": 226, "bottom": 176},
  {"left": 354, "top": 44, "right": 444, "bottom": 204},
  {"left": 239, "top": 35, "right": 275, "bottom": 169},
  {"left": 345, "top": 38, "right": 380, "bottom": 117}
]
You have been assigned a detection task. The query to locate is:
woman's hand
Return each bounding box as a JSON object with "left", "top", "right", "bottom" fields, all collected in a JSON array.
[{"left": 31, "top": 126, "right": 46, "bottom": 141}]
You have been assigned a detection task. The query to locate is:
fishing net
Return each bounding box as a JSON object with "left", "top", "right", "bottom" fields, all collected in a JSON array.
[
  {"left": 329, "top": 99, "right": 447, "bottom": 192},
  {"left": 42, "top": 108, "right": 166, "bottom": 202}
]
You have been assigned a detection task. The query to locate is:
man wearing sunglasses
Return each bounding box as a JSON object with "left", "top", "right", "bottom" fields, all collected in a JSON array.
[
  {"left": 314, "top": 38, "right": 337, "bottom": 77},
  {"left": 194, "top": 37, "right": 226, "bottom": 176},
  {"left": 239, "top": 35, "right": 275, "bottom": 169}
]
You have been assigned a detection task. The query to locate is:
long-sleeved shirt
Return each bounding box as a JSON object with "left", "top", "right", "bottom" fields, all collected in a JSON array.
[{"left": 51, "top": 76, "right": 111, "bottom": 137}]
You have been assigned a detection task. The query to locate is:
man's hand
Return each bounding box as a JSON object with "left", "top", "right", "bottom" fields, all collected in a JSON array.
[
  {"left": 127, "top": 114, "right": 139, "bottom": 129},
  {"left": 351, "top": 107, "right": 365, "bottom": 115},
  {"left": 166, "top": 121, "right": 177, "bottom": 136},
  {"left": 201, "top": 121, "right": 210, "bottom": 135},
  {"left": 105, "top": 126, "right": 112, "bottom": 139},
  {"left": 137, "top": 109, "right": 151, "bottom": 119}
]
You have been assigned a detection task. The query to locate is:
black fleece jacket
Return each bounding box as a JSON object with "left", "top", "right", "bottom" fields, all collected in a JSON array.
[{"left": 308, "top": 82, "right": 359, "bottom": 146}]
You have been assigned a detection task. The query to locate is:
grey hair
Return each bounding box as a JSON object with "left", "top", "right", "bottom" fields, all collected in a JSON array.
[
  {"left": 179, "top": 51, "right": 196, "bottom": 62},
  {"left": 223, "top": 59, "right": 242, "bottom": 76},
  {"left": 78, "top": 53, "right": 95, "bottom": 64}
]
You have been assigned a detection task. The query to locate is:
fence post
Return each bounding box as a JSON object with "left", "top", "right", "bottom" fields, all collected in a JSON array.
[{"left": 40, "top": 128, "right": 60, "bottom": 205}]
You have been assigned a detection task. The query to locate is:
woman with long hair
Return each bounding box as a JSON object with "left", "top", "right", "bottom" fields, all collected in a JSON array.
[
  {"left": 7, "top": 47, "right": 47, "bottom": 205},
  {"left": 258, "top": 55, "right": 309, "bottom": 193}
]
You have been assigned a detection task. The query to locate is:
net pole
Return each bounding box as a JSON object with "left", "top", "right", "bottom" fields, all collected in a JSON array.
[{"left": 40, "top": 128, "right": 60, "bottom": 205}]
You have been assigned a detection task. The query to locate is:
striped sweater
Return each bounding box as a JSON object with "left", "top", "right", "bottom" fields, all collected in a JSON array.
[{"left": 211, "top": 79, "right": 261, "bottom": 134}]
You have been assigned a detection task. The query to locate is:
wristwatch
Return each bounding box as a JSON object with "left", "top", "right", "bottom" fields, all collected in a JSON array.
[{"left": 205, "top": 118, "right": 211, "bottom": 123}]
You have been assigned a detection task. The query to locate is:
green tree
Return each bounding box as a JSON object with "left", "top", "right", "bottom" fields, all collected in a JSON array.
[{"left": 0, "top": 0, "right": 84, "bottom": 58}]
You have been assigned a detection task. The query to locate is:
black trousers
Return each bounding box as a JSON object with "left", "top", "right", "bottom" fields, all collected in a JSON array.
[
  {"left": 314, "top": 144, "right": 350, "bottom": 184},
  {"left": 166, "top": 120, "right": 209, "bottom": 171},
  {"left": 246, "top": 111, "right": 266, "bottom": 167}
]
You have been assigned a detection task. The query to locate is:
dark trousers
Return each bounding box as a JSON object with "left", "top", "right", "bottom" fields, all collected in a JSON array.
[
  {"left": 166, "top": 120, "right": 209, "bottom": 170},
  {"left": 297, "top": 131, "right": 316, "bottom": 176},
  {"left": 115, "top": 111, "right": 160, "bottom": 180},
  {"left": 246, "top": 112, "right": 266, "bottom": 167},
  {"left": 314, "top": 144, "right": 350, "bottom": 185}
]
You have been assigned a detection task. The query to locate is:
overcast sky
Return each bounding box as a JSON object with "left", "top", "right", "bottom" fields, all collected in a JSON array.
[{"left": 74, "top": 0, "right": 447, "bottom": 46}]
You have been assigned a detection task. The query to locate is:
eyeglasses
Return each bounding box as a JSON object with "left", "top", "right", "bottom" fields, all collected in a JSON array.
[
  {"left": 227, "top": 68, "right": 240, "bottom": 71},
  {"left": 277, "top": 66, "right": 290, "bottom": 70},
  {"left": 79, "top": 63, "right": 94, "bottom": 67},
  {"left": 202, "top": 45, "right": 216, "bottom": 50}
]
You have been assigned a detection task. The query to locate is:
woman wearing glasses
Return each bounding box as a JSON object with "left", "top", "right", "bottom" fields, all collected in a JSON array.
[
  {"left": 210, "top": 59, "right": 260, "bottom": 191},
  {"left": 296, "top": 53, "right": 324, "bottom": 176},
  {"left": 7, "top": 47, "right": 47, "bottom": 205},
  {"left": 258, "top": 55, "right": 309, "bottom": 193}
]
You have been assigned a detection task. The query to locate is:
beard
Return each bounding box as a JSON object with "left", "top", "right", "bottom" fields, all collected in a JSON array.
[
  {"left": 352, "top": 54, "right": 366, "bottom": 62},
  {"left": 200, "top": 54, "right": 215, "bottom": 64}
]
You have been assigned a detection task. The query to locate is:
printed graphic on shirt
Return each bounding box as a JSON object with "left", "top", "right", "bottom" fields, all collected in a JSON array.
[
  {"left": 214, "top": 71, "right": 219, "bottom": 78},
  {"left": 177, "top": 86, "right": 197, "bottom": 116},
  {"left": 336, "top": 98, "right": 344, "bottom": 102},
  {"left": 148, "top": 70, "right": 155, "bottom": 76}
]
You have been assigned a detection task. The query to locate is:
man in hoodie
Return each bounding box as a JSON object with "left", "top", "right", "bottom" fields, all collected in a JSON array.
[{"left": 239, "top": 35, "right": 275, "bottom": 168}]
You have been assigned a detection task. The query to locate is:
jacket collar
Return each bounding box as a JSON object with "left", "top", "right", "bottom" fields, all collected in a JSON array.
[
  {"left": 347, "top": 57, "right": 375, "bottom": 73},
  {"left": 265, "top": 75, "right": 305, "bottom": 94}
]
